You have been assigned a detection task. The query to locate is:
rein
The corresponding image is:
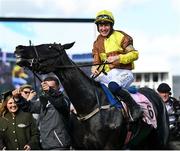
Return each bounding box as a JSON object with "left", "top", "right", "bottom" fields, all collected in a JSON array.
[
  {"left": 41, "top": 62, "right": 111, "bottom": 69},
  {"left": 30, "top": 41, "right": 111, "bottom": 69},
  {"left": 27, "top": 42, "right": 113, "bottom": 121},
  {"left": 52, "top": 62, "right": 111, "bottom": 69}
]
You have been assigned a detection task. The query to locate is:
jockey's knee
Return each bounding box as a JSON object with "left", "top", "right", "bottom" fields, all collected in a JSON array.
[{"left": 108, "top": 81, "right": 121, "bottom": 94}]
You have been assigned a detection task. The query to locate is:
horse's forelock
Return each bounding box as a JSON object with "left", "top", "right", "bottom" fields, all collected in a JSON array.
[{"left": 16, "top": 45, "right": 25, "bottom": 51}]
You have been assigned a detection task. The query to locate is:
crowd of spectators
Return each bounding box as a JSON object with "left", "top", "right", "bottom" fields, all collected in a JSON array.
[
  {"left": 0, "top": 62, "right": 14, "bottom": 94},
  {"left": 0, "top": 61, "right": 41, "bottom": 94},
  {"left": 0, "top": 60, "right": 180, "bottom": 149},
  {"left": 0, "top": 76, "right": 71, "bottom": 150}
]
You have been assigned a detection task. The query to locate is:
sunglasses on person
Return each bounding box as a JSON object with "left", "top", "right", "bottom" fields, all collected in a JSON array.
[{"left": 23, "top": 91, "right": 31, "bottom": 94}]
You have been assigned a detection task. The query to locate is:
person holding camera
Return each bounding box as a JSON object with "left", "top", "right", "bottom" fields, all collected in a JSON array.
[
  {"left": 12, "top": 84, "right": 36, "bottom": 111},
  {"left": 13, "top": 76, "right": 71, "bottom": 150}
]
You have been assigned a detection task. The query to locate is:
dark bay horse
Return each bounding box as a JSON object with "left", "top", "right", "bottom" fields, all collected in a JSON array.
[{"left": 14, "top": 42, "right": 169, "bottom": 149}]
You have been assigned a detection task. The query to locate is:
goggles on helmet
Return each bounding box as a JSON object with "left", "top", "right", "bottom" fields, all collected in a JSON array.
[
  {"left": 95, "top": 15, "right": 114, "bottom": 24},
  {"left": 96, "top": 15, "right": 112, "bottom": 20}
]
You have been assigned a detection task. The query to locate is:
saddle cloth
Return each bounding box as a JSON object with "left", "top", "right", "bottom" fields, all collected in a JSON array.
[
  {"left": 100, "top": 83, "right": 157, "bottom": 128},
  {"left": 130, "top": 92, "right": 157, "bottom": 128}
]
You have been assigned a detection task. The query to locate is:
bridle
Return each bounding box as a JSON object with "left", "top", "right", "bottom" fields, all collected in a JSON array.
[
  {"left": 21, "top": 42, "right": 119, "bottom": 122},
  {"left": 27, "top": 42, "right": 111, "bottom": 81}
]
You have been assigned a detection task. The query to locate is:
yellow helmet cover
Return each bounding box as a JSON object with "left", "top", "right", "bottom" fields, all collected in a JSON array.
[{"left": 95, "top": 10, "right": 114, "bottom": 24}]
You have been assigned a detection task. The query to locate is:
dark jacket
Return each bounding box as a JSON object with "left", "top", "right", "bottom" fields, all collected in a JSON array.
[
  {"left": 168, "top": 97, "right": 180, "bottom": 113},
  {"left": 19, "top": 89, "right": 71, "bottom": 150},
  {"left": 165, "top": 97, "right": 180, "bottom": 125},
  {"left": 0, "top": 110, "right": 40, "bottom": 150},
  {"left": 0, "top": 133, "right": 5, "bottom": 150}
]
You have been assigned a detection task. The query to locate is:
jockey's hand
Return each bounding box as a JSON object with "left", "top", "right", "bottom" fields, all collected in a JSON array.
[
  {"left": 107, "top": 55, "right": 120, "bottom": 63},
  {"left": 91, "top": 65, "right": 99, "bottom": 76}
]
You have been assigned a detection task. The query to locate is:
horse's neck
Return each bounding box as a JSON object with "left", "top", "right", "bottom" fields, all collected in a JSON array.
[{"left": 54, "top": 67, "right": 98, "bottom": 115}]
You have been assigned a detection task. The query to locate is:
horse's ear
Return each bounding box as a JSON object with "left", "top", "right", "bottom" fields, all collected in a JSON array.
[{"left": 62, "top": 42, "right": 75, "bottom": 50}]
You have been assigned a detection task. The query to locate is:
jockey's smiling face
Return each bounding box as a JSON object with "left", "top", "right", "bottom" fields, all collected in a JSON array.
[{"left": 98, "top": 22, "right": 112, "bottom": 37}]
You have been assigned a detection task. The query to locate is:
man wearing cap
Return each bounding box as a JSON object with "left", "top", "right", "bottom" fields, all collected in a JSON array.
[
  {"left": 91, "top": 10, "right": 142, "bottom": 121},
  {"left": 157, "top": 83, "right": 180, "bottom": 131},
  {"left": 12, "top": 76, "right": 71, "bottom": 150},
  {"left": 12, "top": 84, "right": 39, "bottom": 121}
]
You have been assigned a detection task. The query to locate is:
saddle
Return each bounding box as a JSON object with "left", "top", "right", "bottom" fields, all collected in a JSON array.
[{"left": 100, "top": 83, "right": 157, "bottom": 128}]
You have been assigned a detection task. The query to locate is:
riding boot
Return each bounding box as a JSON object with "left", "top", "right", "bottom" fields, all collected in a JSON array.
[{"left": 108, "top": 82, "right": 143, "bottom": 122}]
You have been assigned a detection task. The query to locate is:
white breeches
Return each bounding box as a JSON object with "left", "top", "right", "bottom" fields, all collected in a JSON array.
[{"left": 94, "top": 68, "right": 134, "bottom": 89}]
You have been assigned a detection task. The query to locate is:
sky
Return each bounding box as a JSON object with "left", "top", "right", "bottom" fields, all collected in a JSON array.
[{"left": 0, "top": 0, "right": 180, "bottom": 75}]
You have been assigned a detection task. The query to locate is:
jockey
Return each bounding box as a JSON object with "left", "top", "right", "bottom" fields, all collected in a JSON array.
[{"left": 91, "top": 10, "right": 142, "bottom": 121}]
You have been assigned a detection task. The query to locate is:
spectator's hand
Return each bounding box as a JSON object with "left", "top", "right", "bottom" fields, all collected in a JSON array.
[
  {"left": 27, "top": 90, "right": 36, "bottom": 101},
  {"left": 91, "top": 65, "right": 99, "bottom": 76},
  {"left": 12, "top": 88, "right": 21, "bottom": 98},
  {"left": 24, "top": 144, "right": 31, "bottom": 151},
  {"left": 41, "top": 81, "right": 50, "bottom": 92}
]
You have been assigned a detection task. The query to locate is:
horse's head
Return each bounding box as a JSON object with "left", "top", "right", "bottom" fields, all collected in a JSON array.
[{"left": 14, "top": 42, "right": 75, "bottom": 74}]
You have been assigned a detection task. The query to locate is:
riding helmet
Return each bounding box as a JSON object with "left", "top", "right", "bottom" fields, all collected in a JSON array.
[{"left": 95, "top": 10, "right": 114, "bottom": 25}]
